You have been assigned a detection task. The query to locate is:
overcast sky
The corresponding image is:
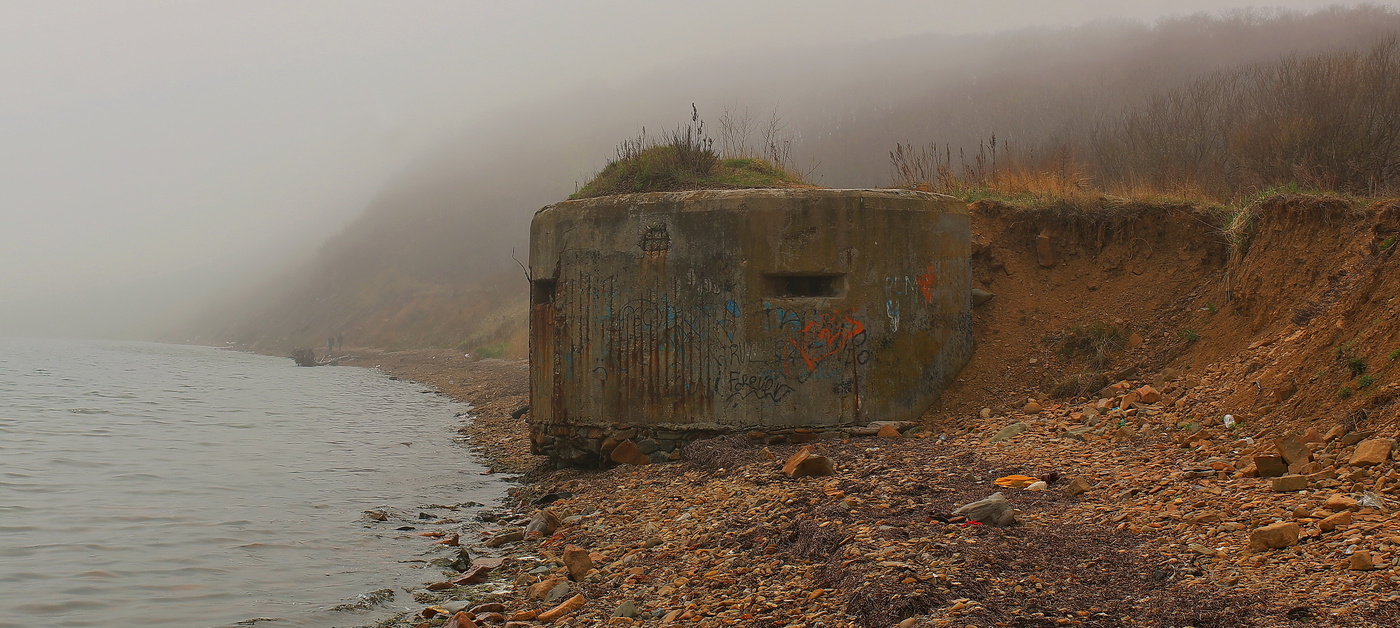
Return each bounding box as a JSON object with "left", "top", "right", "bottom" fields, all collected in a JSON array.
[{"left": 0, "top": 0, "right": 1369, "bottom": 334}]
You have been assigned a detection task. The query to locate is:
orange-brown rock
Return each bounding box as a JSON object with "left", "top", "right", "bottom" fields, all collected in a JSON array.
[
  {"left": 525, "top": 508, "right": 561, "bottom": 538},
  {"left": 1349, "top": 438, "right": 1394, "bottom": 467},
  {"left": 451, "top": 564, "right": 493, "bottom": 585},
  {"left": 1135, "top": 385, "right": 1161, "bottom": 403},
  {"left": 1349, "top": 550, "right": 1376, "bottom": 570},
  {"left": 791, "top": 455, "right": 835, "bottom": 477},
  {"left": 1275, "top": 435, "right": 1311, "bottom": 467},
  {"left": 1270, "top": 474, "right": 1308, "bottom": 492},
  {"left": 1324, "top": 424, "right": 1349, "bottom": 442},
  {"left": 1111, "top": 424, "right": 1136, "bottom": 441},
  {"left": 527, "top": 577, "right": 566, "bottom": 601},
  {"left": 443, "top": 611, "right": 480, "bottom": 628},
  {"left": 877, "top": 423, "right": 902, "bottom": 438},
  {"left": 1319, "top": 510, "right": 1353, "bottom": 532},
  {"left": 563, "top": 544, "right": 594, "bottom": 581},
  {"left": 609, "top": 440, "right": 651, "bottom": 466},
  {"left": 782, "top": 446, "right": 815, "bottom": 475},
  {"left": 1253, "top": 455, "right": 1288, "bottom": 478},
  {"left": 1064, "top": 477, "right": 1091, "bottom": 496},
  {"left": 782, "top": 446, "right": 836, "bottom": 477},
  {"left": 1249, "top": 521, "right": 1300, "bottom": 551},
  {"left": 1323, "top": 494, "right": 1359, "bottom": 511},
  {"left": 537, "top": 594, "right": 586, "bottom": 623}
]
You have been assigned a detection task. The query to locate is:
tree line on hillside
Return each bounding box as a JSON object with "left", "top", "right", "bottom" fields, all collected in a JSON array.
[{"left": 890, "top": 36, "right": 1400, "bottom": 199}]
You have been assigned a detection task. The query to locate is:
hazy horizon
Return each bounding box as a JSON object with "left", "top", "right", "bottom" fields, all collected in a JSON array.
[{"left": 0, "top": 0, "right": 1380, "bottom": 339}]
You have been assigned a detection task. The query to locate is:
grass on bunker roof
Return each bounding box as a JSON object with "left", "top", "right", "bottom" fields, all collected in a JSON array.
[{"left": 570, "top": 106, "right": 812, "bottom": 200}]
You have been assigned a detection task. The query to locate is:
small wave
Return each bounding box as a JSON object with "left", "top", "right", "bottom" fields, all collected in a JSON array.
[
  {"left": 233, "top": 542, "right": 298, "bottom": 550},
  {"left": 111, "top": 472, "right": 164, "bottom": 481},
  {"left": 86, "top": 391, "right": 137, "bottom": 399},
  {"left": 137, "top": 566, "right": 232, "bottom": 578},
  {"left": 10, "top": 599, "right": 105, "bottom": 615},
  {"left": 46, "top": 457, "right": 109, "bottom": 469},
  {"left": 103, "top": 513, "right": 190, "bottom": 523}
]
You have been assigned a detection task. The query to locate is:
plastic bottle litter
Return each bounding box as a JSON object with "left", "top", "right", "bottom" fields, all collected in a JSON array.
[
  {"left": 1360, "top": 492, "right": 1389, "bottom": 512},
  {"left": 1223, "top": 414, "right": 1236, "bottom": 428}
]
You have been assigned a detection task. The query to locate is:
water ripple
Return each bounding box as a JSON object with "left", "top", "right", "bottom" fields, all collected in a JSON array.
[{"left": 0, "top": 338, "right": 508, "bottom": 627}]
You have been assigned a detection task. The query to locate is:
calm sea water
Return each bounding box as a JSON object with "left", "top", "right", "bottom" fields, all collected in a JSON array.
[{"left": 0, "top": 338, "right": 508, "bottom": 628}]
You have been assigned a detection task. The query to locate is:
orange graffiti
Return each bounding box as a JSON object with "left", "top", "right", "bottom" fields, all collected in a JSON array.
[
  {"left": 790, "top": 311, "right": 865, "bottom": 371},
  {"left": 915, "top": 264, "right": 937, "bottom": 303}
]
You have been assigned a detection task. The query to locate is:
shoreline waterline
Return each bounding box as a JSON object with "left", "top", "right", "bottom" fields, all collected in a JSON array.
[{"left": 0, "top": 339, "right": 512, "bottom": 628}]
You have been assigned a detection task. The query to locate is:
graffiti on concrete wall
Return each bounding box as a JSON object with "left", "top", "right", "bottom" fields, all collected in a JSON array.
[
  {"left": 552, "top": 259, "right": 953, "bottom": 417},
  {"left": 916, "top": 264, "right": 938, "bottom": 304},
  {"left": 787, "top": 310, "right": 865, "bottom": 371},
  {"left": 885, "top": 262, "right": 946, "bottom": 331},
  {"left": 723, "top": 371, "right": 795, "bottom": 403}
]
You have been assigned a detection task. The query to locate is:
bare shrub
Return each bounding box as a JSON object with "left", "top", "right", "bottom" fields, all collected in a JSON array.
[
  {"left": 716, "top": 105, "right": 816, "bottom": 180},
  {"left": 1057, "top": 322, "right": 1127, "bottom": 370},
  {"left": 1052, "top": 371, "right": 1110, "bottom": 399},
  {"left": 289, "top": 348, "right": 317, "bottom": 367},
  {"left": 667, "top": 103, "right": 716, "bottom": 175}
]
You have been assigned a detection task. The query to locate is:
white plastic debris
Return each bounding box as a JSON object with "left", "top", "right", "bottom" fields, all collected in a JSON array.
[
  {"left": 1360, "top": 491, "right": 1390, "bottom": 512},
  {"left": 1223, "top": 414, "right": 1236, "bottom": 428}
]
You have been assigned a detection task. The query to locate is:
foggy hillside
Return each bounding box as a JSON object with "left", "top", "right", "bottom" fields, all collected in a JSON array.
[{"left": 193, "top": 6, "right": 1400, "bottom": 355}]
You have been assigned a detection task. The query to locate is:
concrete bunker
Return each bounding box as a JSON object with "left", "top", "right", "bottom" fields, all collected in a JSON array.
[{"left": 528, "top": 188, "right": 972, "bottom": 465}]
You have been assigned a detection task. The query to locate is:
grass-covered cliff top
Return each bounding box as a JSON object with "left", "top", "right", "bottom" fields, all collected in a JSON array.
[{"left": 571, "top": 107, "right": 811, "bottom": 199}]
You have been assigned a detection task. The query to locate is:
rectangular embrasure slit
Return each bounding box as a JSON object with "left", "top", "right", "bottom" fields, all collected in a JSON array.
[
  {"left": 531, "top": 278, "right": 557, "bottom": 305},
  {"left": 764, "top": 273, "right": 843, "bottom": 298}
]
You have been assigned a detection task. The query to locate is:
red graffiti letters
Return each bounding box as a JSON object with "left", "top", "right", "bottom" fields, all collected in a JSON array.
[
  {"left": 915, "top": 264, "right": 937, "bottom": 304},
  {"left": 790, "top": 311, "right": 865, "bottom": 371}
]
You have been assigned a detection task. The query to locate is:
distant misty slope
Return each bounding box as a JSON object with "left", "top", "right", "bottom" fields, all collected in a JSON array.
[{"left": 196, "top": 6, "right": 1400, "bottom": 352}]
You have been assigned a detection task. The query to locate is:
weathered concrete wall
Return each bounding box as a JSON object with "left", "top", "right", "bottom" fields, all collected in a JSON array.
[{"left": 529, "top": 188, "right": 971, "bottom": 464}]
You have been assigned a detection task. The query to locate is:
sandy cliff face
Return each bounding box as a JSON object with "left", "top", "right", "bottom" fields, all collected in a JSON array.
[{"left": 932, "top": 195, "right": 1400, "bottom": 436}]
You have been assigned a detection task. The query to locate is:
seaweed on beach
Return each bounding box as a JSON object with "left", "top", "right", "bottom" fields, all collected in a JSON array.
[{"left": 681, "top": 434, "right": 764, "bottom": 471}]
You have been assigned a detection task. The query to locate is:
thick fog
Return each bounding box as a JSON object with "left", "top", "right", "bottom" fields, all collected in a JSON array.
[{"left": 0, "top": 0, "right": 1375, "bottom": 339}]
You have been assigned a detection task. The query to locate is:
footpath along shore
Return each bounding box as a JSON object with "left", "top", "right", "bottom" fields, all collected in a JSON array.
[{"left": 343, "top": 348, "right": 1400, "bottom": 628}]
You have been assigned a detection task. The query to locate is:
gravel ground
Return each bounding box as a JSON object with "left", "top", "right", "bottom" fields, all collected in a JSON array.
[{"left": 343, "top": 353, "right": 1400, "bottom": 628}]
